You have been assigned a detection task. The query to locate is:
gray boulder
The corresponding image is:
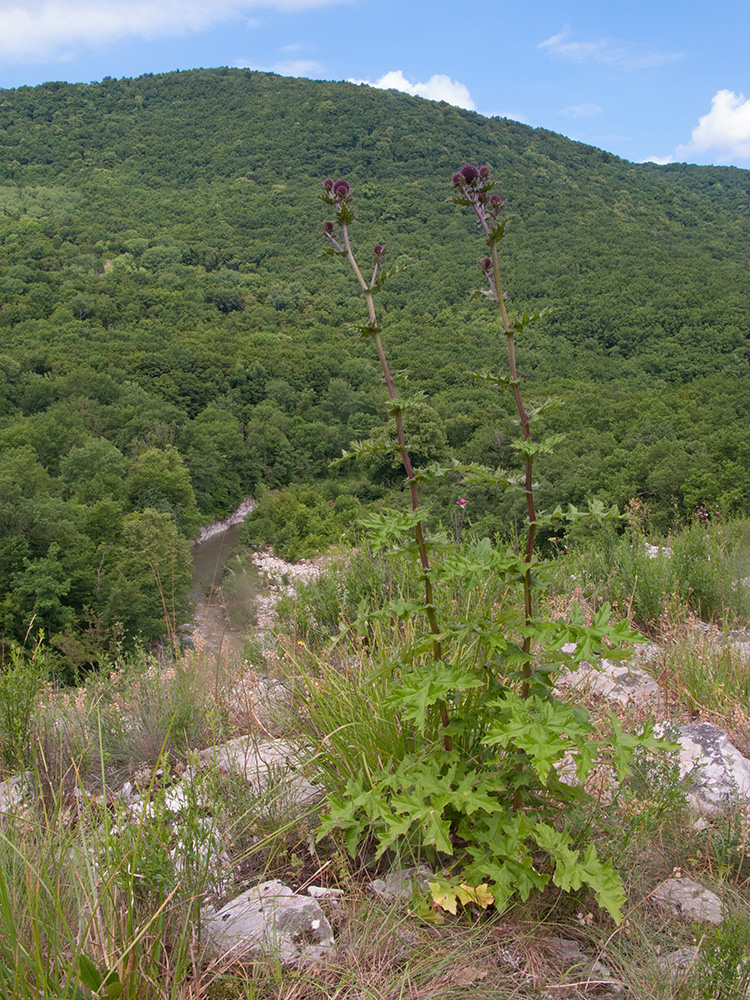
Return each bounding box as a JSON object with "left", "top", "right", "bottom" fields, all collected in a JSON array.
[
  {"left": 676, "top": 722, "right": 750, "bottom": 817},
  {"left": 202, "top": 879, "right": 335, "bottom": 966},
  {"left": 651, "top": 877, "right": 724, "bottom": 925}
]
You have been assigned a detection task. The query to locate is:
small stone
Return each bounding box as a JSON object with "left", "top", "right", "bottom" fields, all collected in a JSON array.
[
  {"left": 651, "top": 877, "right": 724, "bottom": 925},
  {"left": 656, "top": 946, "right": 700, "bottom": 976},
  {"left": 369, "top": 866, "right": 432, "bottom": 901},
  {"left": 307, "top": 886, "right": 343, "bottom": 899}
]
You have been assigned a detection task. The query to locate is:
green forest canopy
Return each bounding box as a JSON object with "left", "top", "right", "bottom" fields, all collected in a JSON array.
[{"left": 0, "top": 68, "right": 748, "bottom": 657}]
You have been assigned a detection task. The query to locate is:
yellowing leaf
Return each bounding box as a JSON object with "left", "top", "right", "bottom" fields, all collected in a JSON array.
[
  {"left": 429, "top": 880, "right": 494, "bottom": 914},
  {"left": 429, "top": 880, "right": 458, "bottom": 914},
  {"left": 456, "top": 882, "right": 494, "bottom": 909}
]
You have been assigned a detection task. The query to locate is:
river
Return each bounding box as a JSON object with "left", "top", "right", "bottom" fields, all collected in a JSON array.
[{"left": 189, "top": 499, "right": 262, "bottom": 657}]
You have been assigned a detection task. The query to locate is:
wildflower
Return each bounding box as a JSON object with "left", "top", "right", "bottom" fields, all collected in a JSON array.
[
  {"left": 323, "top": 178, "right": 334, "bottom": 192},
  {"left": 479, "top": 165, "right": 490, "bottom": 179},
  {"left": 456, "top": 498, "right": 467, "bottom": 505},
  {"left": 373, "top": 243, "right": 387, "bottom": 261},
  {"left": 323, "top": 221, "right": 335, "bottom": 233},
  {"left": 479, "top": 256, "right": 492, "bottom": 272},
  {"left": 332, "top": 178, "right": 350, "bottom": 199},
  {"left": 460, "top": 164, "right": 480, "bottom": 185}
]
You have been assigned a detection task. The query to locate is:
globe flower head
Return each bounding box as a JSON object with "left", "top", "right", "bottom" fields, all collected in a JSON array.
[
  {"left": 479, "top": 166, "right": 490, "bottom": 180},
  {"left": 332, "top": 178, "right": 351, "bottom": 200},
  {"left": 451, "top": 172, "right": 462, "bottom": 187},
  {"left": 479, "top": 256, "right": 492, "bottom": 273},
  {"left": 323, "top": 178, "right": 334, "bottom": 192},
  {"left": 323, "top": 221, "right": 335, "bottom": 234},
  {"left": 373, "top": 243, "right": 387, "bottom": 262},
  {"left": 460, "top": 164, "right": 480, "bottom": 185}
]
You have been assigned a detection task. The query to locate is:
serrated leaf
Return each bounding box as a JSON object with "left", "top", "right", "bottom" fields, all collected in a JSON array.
[
  {"left": 385, "top": 660, "right": 483, "bottom": 731},
  {"left": 78, "top": 955, "right": 103, "bottom": 992},
  {"left": 468, "top": 367, "right": 517, "bottom": 388},
  {"left": 486, "top": 217, "right": 511, "bottom": 243},
  {"left": 104, "top": 978, "right": 124, "bottom": 1000},
  {"left": 385, "top": 390, "right": 427, "bottom": 416},
  {"left": 456, "top": 882, "right": 494, "bottom": 909},
  {"left": 331, "top": 437, "right": 397, "bottom": 466},
  {"left": 358, "top": 508, "right": 430, "bottom": 550},
  {"left": 371, "top": 260, "right": 409, "bottom": 292},
  {"left": 429, "top": 881, "right": 459, "bottom": 914},
  {"left": 511, "top": 306, "right": 560, "bottom": 332},
  {"left": 351, "top": 323, "right": 381, "bottom": 338},
  {"left": 512, "top": 433, "right": 566, "bottom": 458}
]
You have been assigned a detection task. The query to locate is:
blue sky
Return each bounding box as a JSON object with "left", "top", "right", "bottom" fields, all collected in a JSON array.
[{"left": 1, "top": 0, "right": 748, "bottom": 168}]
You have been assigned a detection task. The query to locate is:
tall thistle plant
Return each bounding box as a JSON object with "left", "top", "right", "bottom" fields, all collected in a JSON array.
[{"left": 318, "top": 168, "right": 668, "bottom": 923}]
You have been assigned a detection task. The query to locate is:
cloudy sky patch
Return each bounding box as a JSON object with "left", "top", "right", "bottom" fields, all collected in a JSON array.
[
  {"left": 0, "top": 0, "right": 745, "bottom": 169},
  {"left": 0, "top": 0, "right": 345, "bottom": 61},
  {"left": 348, "top": 70, "right": 475, "bottom": 110},
  {"left": 539, "top": 29, "right": 683, "bottom": 71}
]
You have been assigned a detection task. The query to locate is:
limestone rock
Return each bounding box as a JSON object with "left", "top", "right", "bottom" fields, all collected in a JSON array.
[
  {"left": 547, "top": 937, "right": 623, "bottom": 993},
  {"left": 651, "top": 877, "right": 724, "bottom": 925},
  {"left": 0, "top": 771, "right": 31, "bottom": 816},
  {"left": 656, "top": 946, "right": 700, "bottom": 976},
  {"left": 556, "top": 649, "right": 663, "bottom": 711},
  {"left": 369, "top": 866, "right": 432, "bottom": 901},
  {"left": 202, "top": 879, "right": 335, "bottom": 965},
  {"left": 195, "top": 737, "right": 321, "bottom": 808},
  {"left": 676, "top": 722, "right": 750, "bottom": 817}
]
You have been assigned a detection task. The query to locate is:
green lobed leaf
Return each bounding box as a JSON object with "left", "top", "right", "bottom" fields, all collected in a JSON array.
[
  {"left": 511, "top": 306, "right": 560, "bottom": 332},
  {"left": 511, "top": 433, "right": 566, "bottom": 458},
  {"left": 384, "top": 660, "right": 483, "bottom": 731}
]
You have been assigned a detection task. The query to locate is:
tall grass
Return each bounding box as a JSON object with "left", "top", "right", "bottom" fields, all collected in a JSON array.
[{"left": 561, "top": 518, "right": 750, "bottom": 632}]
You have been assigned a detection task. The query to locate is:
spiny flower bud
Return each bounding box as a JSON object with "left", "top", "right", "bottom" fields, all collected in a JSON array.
[
  {"left": 479, "top": 166, "right": 490, "bottom": 179},
  {"left": 323, "top": 221, "right": 335, "bottom": 233},
  {"left": 480, "top": 256, "right": 492, "bottom": 272},
  {"left": 460, "top": 164, "right": 480, "bottom": 185},
  {"left": 332, "top": 178, "right": 350, "bottom": 199},
  {"left": 373, "top": 243, "right": 386, "bottom": 259},
  {"left": 451, "top": 172, "right": 462, "bottom": 186},
  {"left": 323, "top": 178, "right": 334, "bottom": 192},
  {"left": 489, "top": 194, "right": 505, "bottom": 209}
]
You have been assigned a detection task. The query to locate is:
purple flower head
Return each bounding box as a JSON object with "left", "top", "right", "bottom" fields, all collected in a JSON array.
[
  {"left": 489, "top": 194, "right": 505, "bottom": 209},
  {"left": 451, "top": 172, "right": 462, "bottom": 186},
  {"left": 456, "top": 498, "right": 467, "bottom": 505},
  {"left": 460, "top": 164, "right": 480, "bottom": 185},
  {"left": 480, "top": 256, "right": 492, "bottom": 272},
  {"left": 323, "top": 221, "right": 335, "bottom": 233},
  {"left": 373, "top": 243, "right": 387, "bottom": 260},
  {"left": 332, "top": 178, "right": 350, "bottom": 199},
  {"left": 323, "top": 178, "right": 334, "bottom": 192},
  {"left": 479, "top": 166, "right": 490, "bottom": 180}
]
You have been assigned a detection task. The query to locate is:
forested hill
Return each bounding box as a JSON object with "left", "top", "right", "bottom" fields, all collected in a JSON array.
[{"left": 1, "top": 68, "right": 749, "bottom": 655}]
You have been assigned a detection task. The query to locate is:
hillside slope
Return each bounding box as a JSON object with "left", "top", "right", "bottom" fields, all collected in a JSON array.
[{"left": 0, "top": 68, "right": 748, "bottom": 649}]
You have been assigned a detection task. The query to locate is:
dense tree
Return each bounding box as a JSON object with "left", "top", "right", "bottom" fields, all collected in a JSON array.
[{"left": 0, "top": 67, "right": 748, "bottom": 649}]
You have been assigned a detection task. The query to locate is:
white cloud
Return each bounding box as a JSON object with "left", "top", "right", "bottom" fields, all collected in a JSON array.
[
  {"left": 0, "top": 0, "right": 347, "bottom": 62},
  {"left": 677, "top": 90, "right": 750, "bottom": 161},
  {"left": 641, "top": 154, "right": 674, "bottom": 165},
  {"left": 348, "top": 70, "right": 475, "bottom": 110},
  {"left": 539, "top": 29, "right": 682, "bottom": 71},
  {"left": 648, "top": 91, "right": 750, "bottom": 166},
  {"left": 560, "top": 103, "right": 602, "bottom": 119}
]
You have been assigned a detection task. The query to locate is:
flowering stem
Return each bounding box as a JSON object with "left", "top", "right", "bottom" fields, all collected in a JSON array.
[
  {"left": 453, "top": 164, "right": 537, "bottom": 699},
  {"left": 323, "top": 181, "right": 449, "bottom": 739}
]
